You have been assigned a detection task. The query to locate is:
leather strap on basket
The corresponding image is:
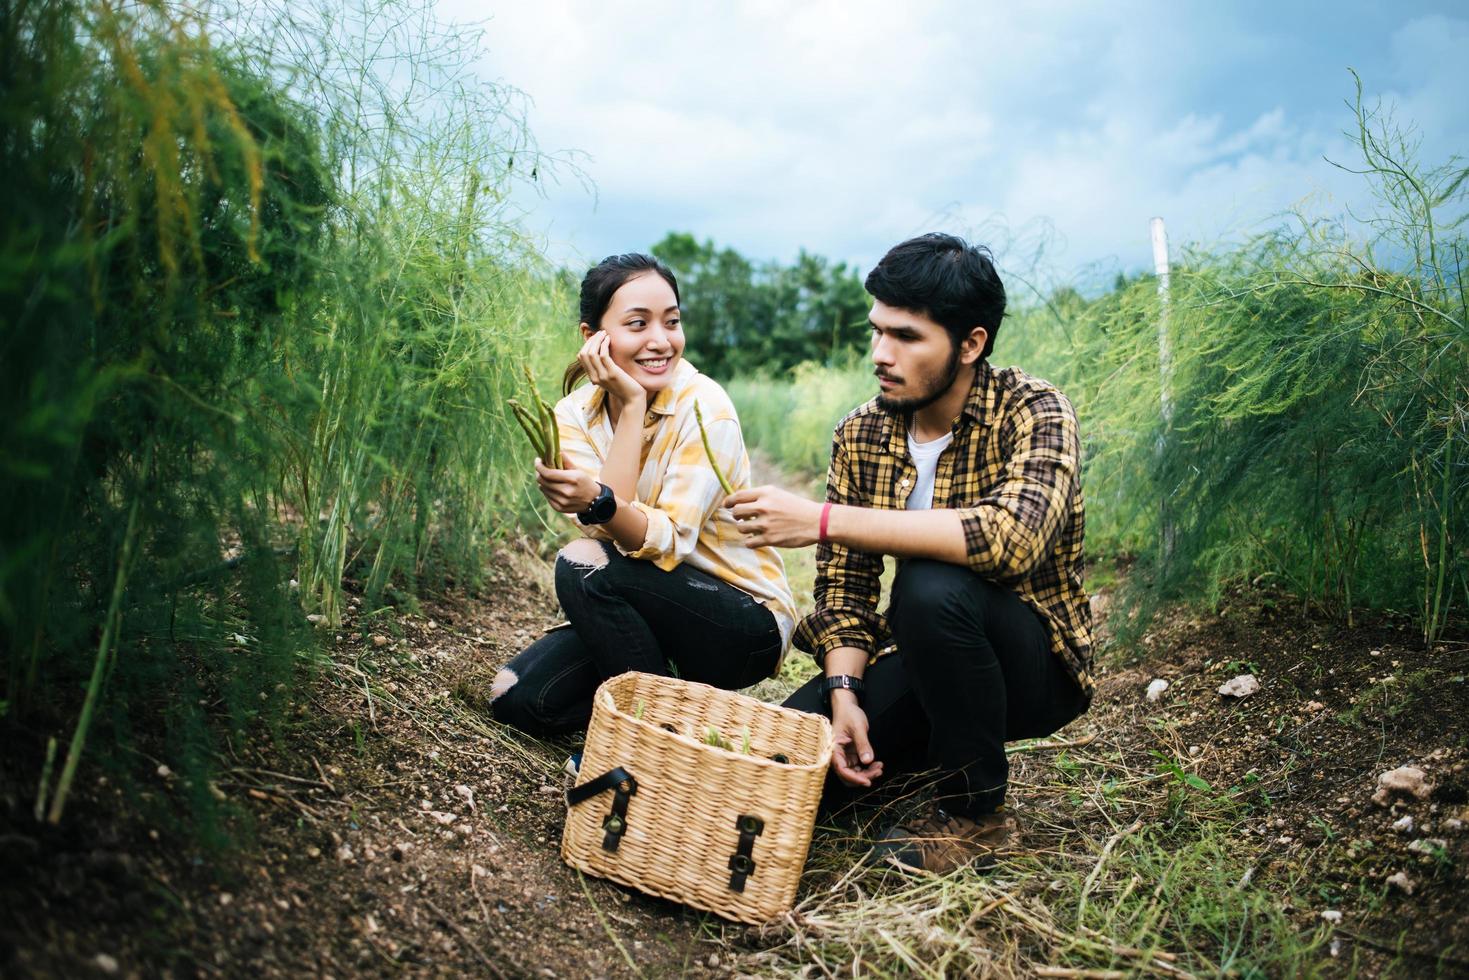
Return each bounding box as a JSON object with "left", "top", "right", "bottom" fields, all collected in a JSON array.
[
  {"left": 727, "top": 814, "right": 765, "bottom": 892},
  {"left": 566, "top": 767, "right": 638, "bottom": 852}
]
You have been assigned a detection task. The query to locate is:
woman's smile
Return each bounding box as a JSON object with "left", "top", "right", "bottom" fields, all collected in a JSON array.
[
  {"left": 635, "top": 355, "right": 673, "bottom": 375},
  {"left": 586, "top": 271, "right": 685, "bottom": 393}
]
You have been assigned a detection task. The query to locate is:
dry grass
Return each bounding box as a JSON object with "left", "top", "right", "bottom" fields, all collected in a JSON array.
[
  {"left": 10, "top": 553, "right": 1455, "bottom": 977},
  {"left": 712, "top": 606, "right": 1330, "bottom": 979},
  {"left": 715, "top": 719, "right": 1322, "bottom": 979}
]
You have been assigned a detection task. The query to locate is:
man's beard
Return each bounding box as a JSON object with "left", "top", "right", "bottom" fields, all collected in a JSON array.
[{"left": 875, "top": 342, "right": 964, "bottom": 414}]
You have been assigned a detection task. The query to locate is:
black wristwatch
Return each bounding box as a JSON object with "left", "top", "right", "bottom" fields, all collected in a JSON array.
[
  {"left": 821, "top": 674, "right": 866, "bottom": 712},
  {"left": 577, "top": 482, "right": 617, "bottom": 525}
]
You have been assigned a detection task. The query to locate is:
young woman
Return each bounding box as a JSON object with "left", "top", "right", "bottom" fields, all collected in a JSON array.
[{"left": 490, "top": 253, "right": 796, "bottom": 738}]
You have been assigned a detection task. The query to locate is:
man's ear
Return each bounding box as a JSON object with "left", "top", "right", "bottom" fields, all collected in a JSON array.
[
  {"left": 959, "top": 326, "right": 988, "bottom": 365},
  {"left": 579, "top": 322, "right": 596, "bottom": 341}
]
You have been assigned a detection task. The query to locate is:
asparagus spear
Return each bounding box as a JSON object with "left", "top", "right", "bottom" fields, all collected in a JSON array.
[
  {"left": 507, "top": 399, "right": 549, "bottom": 461},
  {"left": 522, "top": 365, "right": 561, "bottom": 464},
  {"left": 693, "top": 400, "right": 734, "bottom": 495}
]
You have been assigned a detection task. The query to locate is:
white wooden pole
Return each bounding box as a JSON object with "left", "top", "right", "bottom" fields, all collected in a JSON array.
[
  {"left": 1150, "top": 216, "right": 1172, "bottom": 426},
  {"left": 1150, "top": 217, "right": 1174, "bottom": 562}
]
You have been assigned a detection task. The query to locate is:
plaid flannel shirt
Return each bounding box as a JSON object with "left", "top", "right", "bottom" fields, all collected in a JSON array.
[{"left": 792, "top": 360, "right": 1093, "bottom": 696}]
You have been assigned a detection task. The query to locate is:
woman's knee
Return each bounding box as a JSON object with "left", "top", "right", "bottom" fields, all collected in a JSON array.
[
  {"left": 488, "top": 665, "right": 540, "bottom": 732},
  {"left": 559, "top": 537, "right": 612, "bottom": 571},
  {"left": 554, "top": 537, "right": 615, "bottom": 604}
]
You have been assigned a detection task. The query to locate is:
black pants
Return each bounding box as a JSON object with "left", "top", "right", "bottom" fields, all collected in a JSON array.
[
  {"left": 492, "top": 540, "right": 782, "bottom": 736},
  {"left": 783, "top": 559, "right": 1089, "bottom": 817}
]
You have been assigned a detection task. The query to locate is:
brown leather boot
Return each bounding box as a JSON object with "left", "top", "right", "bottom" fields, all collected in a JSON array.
[{"left": 868, "top": 806, "right": 1018, "bottom": 874}]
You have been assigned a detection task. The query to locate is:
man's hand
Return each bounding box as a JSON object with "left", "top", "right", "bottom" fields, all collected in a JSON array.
[
  {"left": 829, "top": 697, "right": 883, "bottom": 787},
  {"left": 726, "top": 485, "right": 824, "bottom": 549},
  {"left": 535, "top": 455, "right": 600, "bottom": 514}
]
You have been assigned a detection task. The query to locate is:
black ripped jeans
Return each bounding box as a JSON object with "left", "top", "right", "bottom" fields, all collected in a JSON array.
[
  {"left": 492, "top": 540, "right": 782, "bottom": 737},
  {"left": 783, "top": 559, "right": 1089, "bottom": 817}
]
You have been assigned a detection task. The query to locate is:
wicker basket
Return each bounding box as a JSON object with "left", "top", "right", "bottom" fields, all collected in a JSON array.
[{"left": 561, "top": 671, "right": 833, "bottom": 925}]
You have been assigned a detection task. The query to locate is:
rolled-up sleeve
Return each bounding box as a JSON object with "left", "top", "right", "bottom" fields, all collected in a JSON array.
[
  {"left": 957, "top": 390, "right": 1078, "bottom": 583},
  {"left": 617, "top": 410, "right": 733, "bottom": 571},
  {"left": 553, "top": 400, "right": 613, "bottom": 542},
  {"left": 793, "top": 432, "right": 889, "bottom": 664}
]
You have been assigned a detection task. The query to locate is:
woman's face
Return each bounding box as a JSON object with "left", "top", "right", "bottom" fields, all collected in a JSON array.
[{"left": 583, "top": 271, "right": 685, "bottom": 393}]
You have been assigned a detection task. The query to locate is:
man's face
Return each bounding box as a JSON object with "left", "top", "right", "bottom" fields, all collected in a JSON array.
[{"left": 870, "top": 300, "right": 971, "bottom": 413}]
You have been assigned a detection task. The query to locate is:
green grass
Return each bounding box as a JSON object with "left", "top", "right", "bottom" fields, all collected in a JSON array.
[
  {"left": 0, "top": 0, "right": 577, "bottom": 831},
  {"left": 728, "top": 360, "right": 877, "bottom": 478}
]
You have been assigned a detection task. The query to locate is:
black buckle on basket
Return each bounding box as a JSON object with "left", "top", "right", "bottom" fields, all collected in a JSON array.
[
  {"left": 727, "top": 814, "right": 764, "bottom": 892},
  {"left": 565, "top": 767, "right": 638, "bottom": 852}
]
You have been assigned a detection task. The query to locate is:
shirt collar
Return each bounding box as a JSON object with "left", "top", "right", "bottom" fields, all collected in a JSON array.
[
  {"left": 882, "top": 360, "right": 1000, "bottom": 456},
  {"left": 582, "top": 357, "right": 697, "bottom": 423},
  {"left": 962, "top": 360, "right": 1000, "bottom": 428}
]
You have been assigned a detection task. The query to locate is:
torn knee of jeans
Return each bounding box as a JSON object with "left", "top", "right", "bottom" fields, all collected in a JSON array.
[
  {"left": 558, "top": 537, "right": 609, "bottom": 573},
  {"left": 489, "top": 667, "right": 518, "bottom": 702}
]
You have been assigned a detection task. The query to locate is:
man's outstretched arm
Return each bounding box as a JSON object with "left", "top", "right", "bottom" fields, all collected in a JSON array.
[
  {"left": 728, "top": 489, "right": 968, "bottom": 564},
  {"left": 728, "top": 389, "right": 1080, "bottom": 579}
]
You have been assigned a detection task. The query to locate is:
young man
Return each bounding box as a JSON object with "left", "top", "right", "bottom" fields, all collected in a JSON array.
[{"left": 726, "top": 233, "right": 1092, "bottom": 874}]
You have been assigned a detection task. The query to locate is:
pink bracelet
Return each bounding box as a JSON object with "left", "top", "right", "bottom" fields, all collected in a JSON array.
[{"left": 819, "top": 502, "right": 833, "bottom": 544}]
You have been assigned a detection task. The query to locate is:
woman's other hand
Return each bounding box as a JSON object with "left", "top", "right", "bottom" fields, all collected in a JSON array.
[
  {"left": 578, "top": 332, "right": 646, "bottom": 407},
  {"left": 535, "top": 455, "right": 600, "bottom": 514}
]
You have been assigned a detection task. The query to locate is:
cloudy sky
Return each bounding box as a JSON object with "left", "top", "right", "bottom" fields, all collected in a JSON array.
[{"left": 441, "top": 0, "right": 1467, "bottom": 287}]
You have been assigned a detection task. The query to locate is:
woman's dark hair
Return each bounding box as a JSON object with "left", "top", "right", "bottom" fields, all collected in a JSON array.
[
  {"left": 563, "top": 253, "right": 681, "bottom": 395},
  {"left": 863, "top": 233, "right": 1006, "bottom": 360}
]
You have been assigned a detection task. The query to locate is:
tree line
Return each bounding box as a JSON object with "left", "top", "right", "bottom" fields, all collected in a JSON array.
[{"left": 650, "top": 233, "right": 872, "bottom": 378}]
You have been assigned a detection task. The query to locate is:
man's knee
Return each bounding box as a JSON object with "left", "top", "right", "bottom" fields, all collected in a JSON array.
[
  {"left": 890, "top": 559, "right": 983, "bottom": 626},
  {"left": 781, "top": 672, "right": 825, "bottom": 716}
]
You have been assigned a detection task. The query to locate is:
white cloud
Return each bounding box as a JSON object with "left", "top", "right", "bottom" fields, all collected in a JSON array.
[{"left": 438, "top": 1, "right": 1467, "bottom": 284}]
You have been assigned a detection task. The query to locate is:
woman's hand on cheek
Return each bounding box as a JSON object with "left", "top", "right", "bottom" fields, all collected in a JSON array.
[
  {"left": 578, "top": 332, "right": 646, "bottom": 407},
  {"left": 534, "top": 456, "right": 600, "bottom": 513}
]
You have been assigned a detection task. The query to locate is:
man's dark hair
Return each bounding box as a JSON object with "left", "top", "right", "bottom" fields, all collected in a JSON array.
[{"left": 864, "top": 233, "right": 1006, "bottom": 359}]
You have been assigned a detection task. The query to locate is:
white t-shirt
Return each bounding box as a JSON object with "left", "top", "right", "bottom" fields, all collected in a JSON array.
[{"left": 905, "top": 428, "right": 953, "bottom": 510}]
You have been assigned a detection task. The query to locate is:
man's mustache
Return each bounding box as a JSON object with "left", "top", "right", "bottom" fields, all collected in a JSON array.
[{"left": 874, "top": 369, "right": 902, "bottom": 383}]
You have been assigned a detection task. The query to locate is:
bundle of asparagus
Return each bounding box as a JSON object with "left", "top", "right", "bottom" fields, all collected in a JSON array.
[
  {"left": 511, "top": 378, "right": 731, "bottom": 514},
  {"left": 508, "top": 365, "right": 560, "bottom": 465}
]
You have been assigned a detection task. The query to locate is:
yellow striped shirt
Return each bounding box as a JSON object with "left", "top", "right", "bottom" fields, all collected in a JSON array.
[{"left": 553, "top": 360, "right": 797, "bottom": 674}]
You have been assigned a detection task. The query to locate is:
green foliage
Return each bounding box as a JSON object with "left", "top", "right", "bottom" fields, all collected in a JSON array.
[
  {"left": 727, "top": 359, "right": 877, "bottom": 478},
  {"left": 1153, "top": 751, "right": 1215, "bottom": 795},
  {"left": 0, "top": 0, "right": 575, "bottom": 832},
  {"left": 1002, "top": 81, "right": 1467, "bottom": 640},
  {"left": 1076, "top": 827, "right": 1326, "bottom": 977},
  {"left": 651, "top": 232, "right": 870, "bottom": 379}
]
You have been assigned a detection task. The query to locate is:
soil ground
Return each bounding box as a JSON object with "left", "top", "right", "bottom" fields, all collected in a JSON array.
[{"left": 2, "top": 557, "right": 1466, "bottom": 977}]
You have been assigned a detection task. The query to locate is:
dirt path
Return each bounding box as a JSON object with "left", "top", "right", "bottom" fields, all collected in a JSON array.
[
  {"left": 1, "top": 555, "right": 739, "bottom": 978},
  {"left": 4, "top": 557, "right": 1467, "bottom": 977}
]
